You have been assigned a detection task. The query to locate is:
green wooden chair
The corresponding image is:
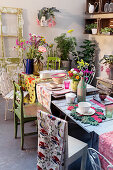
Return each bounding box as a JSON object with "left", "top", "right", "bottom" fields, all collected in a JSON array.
[
  {"left": 13, "top": 81, "right": 50, "bottom": 150},
  {"left": 47, "top": 57, "right": 61, "bottom": 70}
]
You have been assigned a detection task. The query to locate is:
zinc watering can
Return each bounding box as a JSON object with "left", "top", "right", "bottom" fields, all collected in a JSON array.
[{"left": 23, "top": 59, "right": 34, "bottom": 74}]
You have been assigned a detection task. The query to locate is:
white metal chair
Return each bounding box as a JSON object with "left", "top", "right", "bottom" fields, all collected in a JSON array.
[
  {"left": 1, "top": 71, "right": 28, "bottom": 120},
  {"left": 88, "top": 148, "right": 113, "bottom": 170},
  {"left": 37, "top": 111, "right": 88, "bottom": 170}
]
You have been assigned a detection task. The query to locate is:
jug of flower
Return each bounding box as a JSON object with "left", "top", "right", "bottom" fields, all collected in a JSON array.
[{"left": 23, "top": 59, "right": 34, "bottom": 74}]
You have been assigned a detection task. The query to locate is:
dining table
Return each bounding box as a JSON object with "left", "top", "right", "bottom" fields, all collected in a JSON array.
[{"left": 36, "top": 82, "right": 113, "bottom": 169}]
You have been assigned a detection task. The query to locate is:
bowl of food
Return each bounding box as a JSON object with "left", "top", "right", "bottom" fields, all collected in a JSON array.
[{"left": 51, "top": 73, "right": 66, "bottom": 84}]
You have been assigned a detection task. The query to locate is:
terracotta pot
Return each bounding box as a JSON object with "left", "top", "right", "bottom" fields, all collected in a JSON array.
[{"left": 33, "top": 60, "right": 43, "bottom": 76}]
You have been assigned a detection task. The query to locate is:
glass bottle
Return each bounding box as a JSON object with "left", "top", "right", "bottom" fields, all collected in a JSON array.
[
  {"left": 77, "top": 77, "right": 86, "bottom": 102},
  {"left": 109, "top": 1, "right": 113, "bottom": 12},
  {"left": 104, "top": 1, "right": 109, "bottom": 12}
]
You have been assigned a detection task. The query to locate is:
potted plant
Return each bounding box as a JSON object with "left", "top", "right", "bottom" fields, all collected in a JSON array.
[
  {"left": 37, "top": 7, "right": 59, "bottom": 27},
  {"left": 14, "top": 33, "right": 48, "bottom": 75},
  {"left": 99, "top": 55, "right": 113, "bottom": 79},
  {"left": 54, "top": 32, "right": 77, "bottom": 70},
  {"left": 101, "top": 27, "right": 113, "bottom": 35},
  {"left": 85, "top": 23, "right": 97, "bottom": 34},
  {"left": 75, "top": 39, "right": 96, "bottom": 69}
]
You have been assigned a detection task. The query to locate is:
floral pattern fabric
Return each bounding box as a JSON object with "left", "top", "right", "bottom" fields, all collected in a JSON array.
[
  {"left": 18, "top": 73, "right": 51, "bottom": 104},
  {"left": 36, "top": 84, "right": 52, "bottom": 113},
  {"left": 37, "top": 111, "right": 68, "bottom": 170}
]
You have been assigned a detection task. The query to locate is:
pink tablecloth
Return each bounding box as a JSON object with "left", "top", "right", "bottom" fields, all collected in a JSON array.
[{"left": 99, "top": 131, "right": 113, "bottom": 170}]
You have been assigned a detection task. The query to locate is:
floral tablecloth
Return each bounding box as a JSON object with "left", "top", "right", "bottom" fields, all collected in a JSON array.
[{"left": 18, "top": 72, "right": 52, "bottom": 104}]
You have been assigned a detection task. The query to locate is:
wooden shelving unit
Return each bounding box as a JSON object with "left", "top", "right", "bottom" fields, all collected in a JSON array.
[{"left": 85, "top": 0, "right": 113, "bottom": 35}]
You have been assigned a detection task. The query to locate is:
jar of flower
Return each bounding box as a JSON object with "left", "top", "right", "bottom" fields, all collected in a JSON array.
[{"left": 68, "top": 68, "right": 83, "bottom": 92}]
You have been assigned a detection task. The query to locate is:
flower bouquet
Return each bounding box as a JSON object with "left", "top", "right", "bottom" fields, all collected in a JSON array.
[
  {"left": 68, "top": 59, "right": 94, "bottom": 92},
  {"left": 14, "top": 33, "right": 48, "bottom": 74}
]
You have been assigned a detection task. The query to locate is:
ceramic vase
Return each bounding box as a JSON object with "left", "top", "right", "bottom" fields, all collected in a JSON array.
[
  {"left": 77, "top": 77, "right": 86, "bottom": 102},
  {"left": 40, "top": 16, "right": 48, "bottom": 27},
  {"left": 71, "top": 80, "right": 79, "bottom": 93}
]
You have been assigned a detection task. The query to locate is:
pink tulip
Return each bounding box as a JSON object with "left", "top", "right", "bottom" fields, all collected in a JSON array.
[
  {"left": 38, "top": 46, "right": 46, "bottom": 53},
  {"left": 37, "top": 19, "right": 40, "bottom": 25}
]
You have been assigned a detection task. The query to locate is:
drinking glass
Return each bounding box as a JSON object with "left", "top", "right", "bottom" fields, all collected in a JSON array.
[
  {"left": 105, "top": 105, "right": 113, "bottom": 118},
  {"left": 64, "top": 80, "right": 70, "bottom": 89}
]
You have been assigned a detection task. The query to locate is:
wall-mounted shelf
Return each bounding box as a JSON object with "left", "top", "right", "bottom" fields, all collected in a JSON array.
[
  {"left": 85, "top": 0, "right": 113, "bottom": 35},
  {"left": 86, "top": 0, "right": 113, "bottom": 14}
]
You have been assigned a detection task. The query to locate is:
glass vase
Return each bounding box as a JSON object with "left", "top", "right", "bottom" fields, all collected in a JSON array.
[{"left": 71, "top": 80, "right": 79, "bottom": 93}]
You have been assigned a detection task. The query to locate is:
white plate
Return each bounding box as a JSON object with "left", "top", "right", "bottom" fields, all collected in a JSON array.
[
  {"left": 46, "top": 87, "right": 64, "bottom": 91},
  {"left": 76, "top": 108, "right": 95, "bottom": 116}
]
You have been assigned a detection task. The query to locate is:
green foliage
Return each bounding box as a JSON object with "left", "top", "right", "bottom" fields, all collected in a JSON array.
[
  {"left": 76, "top": 39, "right": 96, "bottom": 66},
  {"left": 54, "top": 33, "right": 77, "bottom": 60},
  {"left": 38, "top": 7, "right": 59, "bottom": 21},
  {"left": 85, "top": 23, "right": 97, "bottom": 31},
  {"left": 99, "top": 55, "right": 113, "bottom": 65},
  {"left": 101, "top": 27, "right": 113, "bottom": 33}
]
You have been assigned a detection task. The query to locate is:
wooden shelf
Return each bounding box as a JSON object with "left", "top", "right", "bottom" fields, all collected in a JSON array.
[{"left": 85, "top": 0, "right": 113, "bottom": 36}]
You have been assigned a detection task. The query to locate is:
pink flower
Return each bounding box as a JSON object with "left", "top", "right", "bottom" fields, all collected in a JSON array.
[
  {"left": 38, "top": 46, "right": 46, "bottom": 53},
  {"left": 48, "top": 22, "right": 52, "bottom": 27},
  {"left": 106, "top": 68, "right": 110, "bottom": 75},
  {"left": 25, "top": 41, "right": 29, "bottom": 44},
  {"left": 52, "top": 20, "right": 56, "bottom": 26}
]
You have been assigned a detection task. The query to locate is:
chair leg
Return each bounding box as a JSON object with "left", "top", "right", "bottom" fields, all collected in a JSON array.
[
  {"left": 14, "top": 113, "right": 18, "bottom": 139},
  {"left": 80, "top": 146, "right": 88, "bottom": 170},
  {"left": 20, "top": 121, "right": 24, "bottom": 150},
  {"left": 5, "top": 99, "right": 9, "bottom": 120}
]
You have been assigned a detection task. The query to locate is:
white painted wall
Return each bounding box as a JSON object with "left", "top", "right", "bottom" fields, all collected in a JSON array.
[{"left": 1, "top": 0, "right": 112, "bottom": 81}]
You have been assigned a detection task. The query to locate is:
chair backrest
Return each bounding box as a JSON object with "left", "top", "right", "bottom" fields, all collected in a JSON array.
[
  {"left": 1, "top": 71, "right": 13, "bottom": 97},
  {"left": 88, "top": 148, "right": 113, "bottom": 170},
  {"left": 37, "top": 111, "right": 68, "bottom": 170},
  {"left": 13, "top": 81, "right": 24, "bottom": 120},
  {"left": 84, "top": 66, "right": 95, "bottom": 84},
  {"left": 47, "top": 57, "right": 61, "bottom": 70}
]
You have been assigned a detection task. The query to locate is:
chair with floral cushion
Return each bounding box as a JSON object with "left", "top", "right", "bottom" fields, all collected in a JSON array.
[{"left": 37, "top": 111, "right": 88, "bottom": 170}]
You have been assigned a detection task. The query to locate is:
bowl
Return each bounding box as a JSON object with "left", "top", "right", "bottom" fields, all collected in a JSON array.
[
  {"left": 99, "top": 93, "right": 107, "bottom": 101},
  {"left": 65, "top": 93, "right": 76, "bottom": 104},
  {"left": 51, "top": 73, "right": 66, "bottom": 84},
  {"left": 78, "top": 102, "right": 91, "bottom": 114}
]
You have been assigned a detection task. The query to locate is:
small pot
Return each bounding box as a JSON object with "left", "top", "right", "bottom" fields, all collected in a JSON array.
[
  {"left": 102, "top": 32, "right": 110, "bottom": 35},
  {"left": 92, "top": 28, "right": 97, "bottom": 35}
]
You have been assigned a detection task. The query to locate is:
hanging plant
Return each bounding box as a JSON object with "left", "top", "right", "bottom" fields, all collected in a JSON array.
[{"left": 37, "top": 7, "right": 60, "bottom": 27}]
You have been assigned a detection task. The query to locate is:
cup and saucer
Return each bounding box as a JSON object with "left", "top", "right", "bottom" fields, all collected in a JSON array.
[{"left": 76, "top": 102, "right": 95, "bottom": 116}]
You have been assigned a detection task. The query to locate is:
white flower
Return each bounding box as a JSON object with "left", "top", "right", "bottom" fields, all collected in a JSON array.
[
  {"left": 79, "top": 71, "right": 83, "bottom": 76},
  {"left": 71, "top": 68, "right": 74, "bottom": 72},
  {"left": 73, "top": 71, "right": 77, "bottom": 74}
]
